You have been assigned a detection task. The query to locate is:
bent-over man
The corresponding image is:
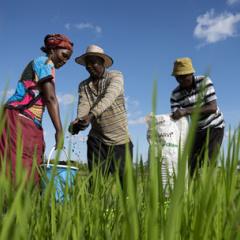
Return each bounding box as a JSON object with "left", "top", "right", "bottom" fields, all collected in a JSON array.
[
  {"left": 170, "top": 57, "right": 224, "bottom": 176},
  {"left": 69, "top": 45, "right": 133, "bottom": 186}
]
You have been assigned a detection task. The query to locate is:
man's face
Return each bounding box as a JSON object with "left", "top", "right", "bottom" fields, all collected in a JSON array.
[
  {"left": 176, "top": 74, "right": 194, "bottom": 90},
  {"left": 50, "top": 48, "right": 72, "bottom": 69},
  {"left": 85, "top": 56, "right": 105, "bottom": 79}
]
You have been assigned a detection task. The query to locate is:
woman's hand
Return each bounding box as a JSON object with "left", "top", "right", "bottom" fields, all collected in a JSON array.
[{"left": 55, "top": 130, "right": 64, "bottom": 149}]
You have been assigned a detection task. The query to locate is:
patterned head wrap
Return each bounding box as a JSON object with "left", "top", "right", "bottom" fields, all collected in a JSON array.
[{"left": 41, "top": 34, "right": 73, "bottom": 53}]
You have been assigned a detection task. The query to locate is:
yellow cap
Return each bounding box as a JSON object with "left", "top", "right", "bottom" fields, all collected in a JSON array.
[{"left": 172, "top": 57, "right": 195, "bottom": 76}]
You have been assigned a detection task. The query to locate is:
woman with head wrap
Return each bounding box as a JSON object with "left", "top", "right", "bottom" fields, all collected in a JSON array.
[{"left": 0, "top": 34, "right": 73, "bottom": 183}]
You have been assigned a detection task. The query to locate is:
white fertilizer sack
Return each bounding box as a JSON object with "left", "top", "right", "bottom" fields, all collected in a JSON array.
[{"left": 146, "top": 113, "right": 189, "bottom": 192}]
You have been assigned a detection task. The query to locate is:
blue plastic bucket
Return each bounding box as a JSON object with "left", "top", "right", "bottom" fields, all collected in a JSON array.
[{"left": 41, "top": 148, "right": 78, "bottom": 201}]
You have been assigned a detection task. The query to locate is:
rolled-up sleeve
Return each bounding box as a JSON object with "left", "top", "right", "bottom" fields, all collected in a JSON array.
[
  {"left": 77, "top": 83, "right": 91, "bottom": 118},
  {"left": 90, "top": 71, "right": 124, "bottom": 117}
]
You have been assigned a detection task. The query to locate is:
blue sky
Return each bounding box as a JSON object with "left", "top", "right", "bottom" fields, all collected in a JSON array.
[{"left": 1, "top": 0, "right": 240, "bottom": 162}]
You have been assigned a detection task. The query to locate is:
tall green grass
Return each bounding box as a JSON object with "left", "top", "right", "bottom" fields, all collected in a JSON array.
[{"left": 0, "top": 89, "right": 240, "bottom": 240}]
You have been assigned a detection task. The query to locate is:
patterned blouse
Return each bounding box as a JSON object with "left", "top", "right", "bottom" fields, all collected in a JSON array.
[{"left": 6, "top": 56, "right": 55, "bottom": 128}]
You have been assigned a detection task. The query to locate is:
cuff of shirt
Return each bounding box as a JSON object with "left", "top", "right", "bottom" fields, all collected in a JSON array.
[{"left": 90, "top": 109, "right": 98, "bottom": 119}]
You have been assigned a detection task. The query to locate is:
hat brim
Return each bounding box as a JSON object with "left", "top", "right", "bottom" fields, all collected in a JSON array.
[
  {"left": 172, "top": 69, "right": 195, "bottom": 76},
  {"left": 75, "top": 52, "right": 113, "bottom": 68}
]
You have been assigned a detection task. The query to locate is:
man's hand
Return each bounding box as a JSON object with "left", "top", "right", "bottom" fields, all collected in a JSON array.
[
  {"left": 79, "top": 112, "right": 95, "bottom": 126},
  {"left": 68, "top": 119, "right": 83, "bottom": 135},
  {"left": 171, "top": 109, "right": 187, "bottom": 120},
  {"left": 68, "top": 113, "right": 94, "bottom": 135}
]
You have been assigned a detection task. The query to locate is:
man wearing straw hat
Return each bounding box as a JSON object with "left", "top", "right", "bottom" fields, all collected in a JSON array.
[
  {"left": 68, "top": 45, "right": 133, "bottom": 186},
  {"left": 170, "top": 57, "right": 224, "bottom": 176}
]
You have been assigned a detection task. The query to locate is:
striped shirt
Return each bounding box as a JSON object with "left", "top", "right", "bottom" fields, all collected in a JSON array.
[
  {"left": 170, "top": 75, "right": 225, "bottom": 130},
  {"left": 77, "top": 70, "right": 131, "bottom": 145}
]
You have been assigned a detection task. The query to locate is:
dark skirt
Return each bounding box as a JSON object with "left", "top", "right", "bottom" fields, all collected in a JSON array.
[{"left": 0, "top": 109, "right": 44, "bottom": 183}]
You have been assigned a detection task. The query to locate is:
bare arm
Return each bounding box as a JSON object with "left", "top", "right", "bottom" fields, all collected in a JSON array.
[
  {"left": 172, "top": 100, "right": 217, "bottom": 120},
  {"left": 40, "top": 81, "right": 63, "bottom": 148}
]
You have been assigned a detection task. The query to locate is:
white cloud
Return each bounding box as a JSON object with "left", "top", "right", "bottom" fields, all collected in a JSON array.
[
  {"left": 124, "top": 96, "right": 147, "bottom": 125},
  {"left": 6, "top": 89, "right": 15, "bottom": 97},
  {"left": 194, "top": 9, "right": 240, "bottom": 44},
  {"left": 57, "top": 93, "right": 75, "bottom": 105},
  {"left": 125, "top": 96, "right": 142, "bottom": 118},
  {"left": 64, "top": 22, "right": 102, "bottom": 34},
  {"left": 64, "top": 23, "right": 70, "bottom": 30},
  {"left": 125, "top": 96, "right": 140, "bottom": 109},
  {"left": 129, "top": 117, "right": 146, "bottom": 125},
  {"left": 0, "top": 89, "right": 15, "bottom": 100},
  {"left": 227, "top": 0, "right": 240, "bottom": 5},
  {"left": 95, "top": 26, "right": 102, "bottom": 33}
]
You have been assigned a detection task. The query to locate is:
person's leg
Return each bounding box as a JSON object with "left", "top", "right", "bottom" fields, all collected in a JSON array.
[
  {"left": 87, "top": 136, "right": 104, "bottom": 172},
  {"left": 100, "top": 144, "right": 113, "bottom": 177},
  {"left": 87, "top": 136, "right": 100, "bottom": 190},
  {"left": 87, "top": 136, "right": 108, "bottom": 189},
  {"left": 208, "top": 127, "right": 224, "bottom": 165},
  {"left": 112, "top": 141, "right": 133, "bottom": 187},
  {"left": 189, "top": 130, "right": 207, "bottom": 177},
  {"left": 20, "top": 117, "right": 44, "bottom": 184},
  {"left": 0, "top": 109, "right": 11, "bottom": 178},
  {"left": 0, "top": 109, "right": 44, "bottom": 184}
]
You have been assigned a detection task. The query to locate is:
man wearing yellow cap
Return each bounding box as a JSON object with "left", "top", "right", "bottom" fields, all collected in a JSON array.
[{"left": 170, "top": 57, "right": 224, "bottom": 176}]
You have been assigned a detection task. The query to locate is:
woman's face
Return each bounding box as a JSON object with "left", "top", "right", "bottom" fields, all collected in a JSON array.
[{"left": 50, "top": 48, "right": 72, "bottom": 69}]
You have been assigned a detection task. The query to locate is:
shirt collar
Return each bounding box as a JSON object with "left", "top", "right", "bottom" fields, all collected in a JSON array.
[{"left": 87, "top": 70, "right": 108, "bottom": 93}]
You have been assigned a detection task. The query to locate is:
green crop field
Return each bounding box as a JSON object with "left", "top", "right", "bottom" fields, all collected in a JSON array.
[{"left": 0, "top": 91, "right": 240, "bottom": 240}]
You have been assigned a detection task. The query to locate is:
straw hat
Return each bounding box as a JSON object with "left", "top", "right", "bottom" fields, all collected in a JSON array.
[
  {"left": 75, "top": 45, "right": 113, "bottom": 68},
  {"left": 172, "top": 57, "right": 195, "bottom": 76}
]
